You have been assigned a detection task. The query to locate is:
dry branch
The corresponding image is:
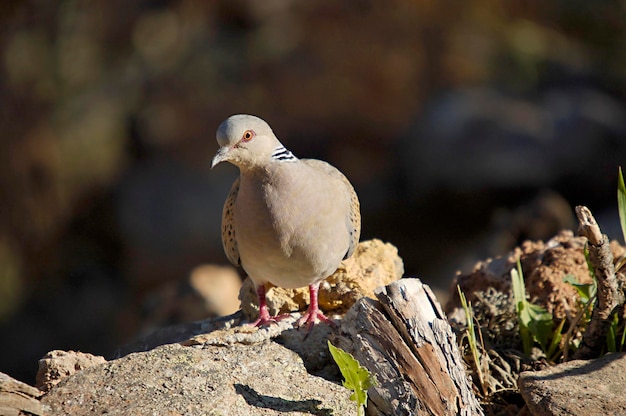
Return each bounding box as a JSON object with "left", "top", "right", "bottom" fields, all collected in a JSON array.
[{"left": 574, "top": 205, "right": 625, "bottom": 359}]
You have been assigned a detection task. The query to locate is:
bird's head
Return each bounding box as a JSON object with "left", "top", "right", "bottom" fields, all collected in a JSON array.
[{"left": 211, "top": 114, "right": 281, "bottom": 170}]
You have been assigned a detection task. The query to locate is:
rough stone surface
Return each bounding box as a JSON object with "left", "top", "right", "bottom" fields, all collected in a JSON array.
[
  {"left": 116, "top": 311, "right": 244, "bottom": 357},
  {"left": 41, "top": 341, "right": 355, "bottom": 416},
  {"left": 519, "top": 352, "right": 626, "bottom": 416},
  {"left": 240, "top": 239, "right": 404, "bottom": 320},
  {"left": 184, "top": 313, "right": 340, "bottom": 380},
  {"left": 36, "top": 350, "right": 106, "bottom": 393},
  {"left": 0, "top": 371, "right": 43, "bottom": 416}
]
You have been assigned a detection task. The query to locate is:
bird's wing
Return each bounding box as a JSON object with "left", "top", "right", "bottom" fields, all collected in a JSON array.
[
  {"left": 301, "top": 159, "right": 361, "bottom": 260},
  {"left": 221, "top": 176, "right": 241, "bottom": 266}
]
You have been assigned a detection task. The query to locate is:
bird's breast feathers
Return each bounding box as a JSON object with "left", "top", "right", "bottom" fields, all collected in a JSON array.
[{"left": 234, "top": 163, "right": 351, "bottom": 281}]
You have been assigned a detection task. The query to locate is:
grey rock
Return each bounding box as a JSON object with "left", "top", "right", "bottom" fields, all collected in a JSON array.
[
  {"left": 519, "top": 352, "right": 626, "bottom": 416},
  {"left": 42, "top": 341, "right": 356, "bottom": 416}
]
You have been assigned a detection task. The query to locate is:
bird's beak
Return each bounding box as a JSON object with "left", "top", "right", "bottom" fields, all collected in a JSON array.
[{"left": 211, "top": 147, "right": 230, "bottom": 169}]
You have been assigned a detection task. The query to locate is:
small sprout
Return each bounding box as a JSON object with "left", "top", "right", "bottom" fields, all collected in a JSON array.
[
  {"left": 328, "top": 340, "right": 376, "bottom": 416},
  {"left": 511, "top": 258, "right": 554, "bottom": 356},
  {"left": 458, "top": 285, "right": 488, "bottom": 396},
  {"left": 546, "top": 318, "right": 566, "bottom": 361},
  {"left": 613, "top": 167, "right": 626, "bottom": 351},
  {"left": 563, "top": 274, "right": 597, "bottom": 306},
  {"left": 607, "top": 313, "right": 619, "bottom": 353},
  {"left": 582, "top": 243, "right": 597, "bottom": 280}
]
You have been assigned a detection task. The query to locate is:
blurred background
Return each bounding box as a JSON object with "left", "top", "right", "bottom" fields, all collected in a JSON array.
[{"left": 1, "top": 0, "right": 625, "bottom": 384}]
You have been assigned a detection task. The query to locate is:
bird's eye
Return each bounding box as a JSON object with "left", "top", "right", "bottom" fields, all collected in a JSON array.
[{"left": 242, "top": 130, "right": 254, "bottom": 142}]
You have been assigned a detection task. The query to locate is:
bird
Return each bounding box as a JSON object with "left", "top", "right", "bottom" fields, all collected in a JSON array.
[{"left": 211, "top": 114, "right": 361, "bottom": 329}]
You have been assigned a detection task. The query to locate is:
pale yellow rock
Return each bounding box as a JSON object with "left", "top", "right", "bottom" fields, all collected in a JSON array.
[
  {"left": 0, "top": 371, "right": 43, "bottom": 416},
  {"left": 36, "top": 350, "right": 106, "bottom": 393},
  {"left": 239, "top": 239, "right": 404, "bottom": 319},
  {"left": 189, "top": 264, "right": 241, "bottom": 316}
]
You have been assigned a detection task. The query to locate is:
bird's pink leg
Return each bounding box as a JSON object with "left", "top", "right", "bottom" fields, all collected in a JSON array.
[
  {"left": 249, "top": 284, "right": 288, "bottom": 327},
  {"left": 297, "top": 282, "right": 336, "bottom": 330}
]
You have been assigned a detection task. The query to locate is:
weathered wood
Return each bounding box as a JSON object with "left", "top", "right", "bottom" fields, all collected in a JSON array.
[
  {"left": 334, "top": 278, "right": 483, "bottom": 416},
  {"left": 574, "top": 206, "right": 625, "bottom": 359}
]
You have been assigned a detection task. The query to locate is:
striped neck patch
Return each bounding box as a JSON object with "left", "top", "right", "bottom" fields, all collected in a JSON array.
[{"left": 271, "top": 145, "right": 298, "bottom": 162}]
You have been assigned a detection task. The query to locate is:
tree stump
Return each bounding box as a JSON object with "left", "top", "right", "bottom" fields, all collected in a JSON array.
[{"left": 334, "top": 278, "right": 482, "bottom": 416}]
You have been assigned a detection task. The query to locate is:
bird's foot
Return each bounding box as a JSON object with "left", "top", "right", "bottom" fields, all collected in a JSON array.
[
  {"left": 296, "top": 309, "right": 336, "bottom": 332},
  {"left": 296, "top": 283, "right": 336, "bottom": 331},
  {"left": 249, "top": 284, "right": 291, "bottom": 327},
  {"left": 248, "top": 308, "right": 290, "bottom": 328}
]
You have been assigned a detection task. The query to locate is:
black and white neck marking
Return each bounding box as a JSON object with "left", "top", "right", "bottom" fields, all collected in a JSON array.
[{"left": 271, "top": 145, "right": 298, "bottom": 162}]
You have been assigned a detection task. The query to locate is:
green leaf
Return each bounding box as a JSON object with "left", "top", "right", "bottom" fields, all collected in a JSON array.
[
  {"left": 607, "top": 313, "right": 618, "bottom": 353},
  {"left": 511, "top": 260, "right": 526, "bottom": 314},
  {"left": 328, "top": 341, "right": 376, "bottom": 415},
  {"left": 511, "top": 261, "right": 532, "bottom": 355},
  {"left": 618, "top": 167, "right": 626, "bottom": 245},
  {"left": 607, "top": 312, "right": 626, "bottom": 353},
  {"left": 547, "top": 319, "right": 566, "bottom": 361},
  {"left": 583, "top": 243, "right": 596, "bottom": 280},
  {"left": 563, "top": 274, "right": 596, "bottom": 304},
  {"left": 511, "top": 258, "right": 554, "bottom": 354},
  {"left": 526, "top": 302, "right": 553, "bottom": 350}
]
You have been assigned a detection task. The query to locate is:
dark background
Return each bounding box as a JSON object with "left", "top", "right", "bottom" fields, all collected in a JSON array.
[{"left": 1, "top": 0, "right": 625, "bottom": 384}]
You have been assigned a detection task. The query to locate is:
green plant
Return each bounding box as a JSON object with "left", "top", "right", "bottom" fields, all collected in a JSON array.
[
  {"left": 562, "top": 272, "right": 596, "bottom": 353},
  {"left": 457, "top": 285, "right": 488, "bottom": 396},
  {"left": 611, "top": 166, "right": 626, "bottom": 352},
  {"left": 511, "top": 258, "right": 554, "bottom": 356},
  {"left": 561, "top": 276, "right": 594, "bottom": 355},
  {"left": 328, "top": 340, "right": 376, "bottom": 416},
  {"left": 618, "top": 166, "right": 626, "bottom": 246},
  {"left": 616, "top": 167, "right": 626, "bottom": 274},
  {"left": 563, "top": 273, "right": 596, "bottom": 309},
  {"left": 606, "top": 313, "right": 626, "bottom": 353}
]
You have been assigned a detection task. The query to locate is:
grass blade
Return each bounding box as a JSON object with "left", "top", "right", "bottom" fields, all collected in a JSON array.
[
  {"left": 458, "top": 286, "right": 487, "bottom": 396},
  {"left": 618, "top": 167, "right": 626, "bottom": 244}
]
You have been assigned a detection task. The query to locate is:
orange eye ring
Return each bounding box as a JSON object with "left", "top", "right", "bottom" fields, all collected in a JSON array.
[{"left": 242, "top": 130, "right": 255, "bottom": 142}]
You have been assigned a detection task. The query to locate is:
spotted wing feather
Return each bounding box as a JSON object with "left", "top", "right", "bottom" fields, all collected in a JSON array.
[{"left": 221, "top": 176, "right": 241, "bottom": 266}]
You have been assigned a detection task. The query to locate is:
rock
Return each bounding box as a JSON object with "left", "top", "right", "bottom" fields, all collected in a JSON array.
[
  {"left": 446, "top": 230, "right": 604, "bottom": 321},
  {"left": 519, "top": 352, "right": 626, "bottom": 416},
  {"left": 125, "top": 264, "right": 242, "bottom": 342},
  {"left": 401, "top": 86, "right": 626, "bottom": 197},
  {"left": 485, "top": 190, "right": 576, "bottom": 256},
  {"left": 188, "top": 264, "right": 242, "bottom": 316},
  {"left": 41, "top": 341, "right": 356, "bottom": 416},
  {"left": 36, "top": 350, "right": 106, "bottom": 393},
  {"left": 0, "top": 371, "right": 43, "bottom": 416},
  {"left": 116, "top": 310, "right": 244, "bottom": 357},
  {"left": 39, "top": 240, "right": 404, "bottom": 414},
  {"left": 240, "top": 239, "right": 404, "bottom": 319},
  {"left": 183, "top": 312, "right": 341, "bottom": 380},
  {"left": 444, "top": 230, "right": 626, "bottom": 412}
]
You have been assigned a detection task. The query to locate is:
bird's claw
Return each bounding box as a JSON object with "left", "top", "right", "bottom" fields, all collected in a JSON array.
[
  {"left": 296, "top": 310, "right": 336, "bottom": 331},
  {"left": 248, "top": 312, "right": 290, "bottom": 327}
]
